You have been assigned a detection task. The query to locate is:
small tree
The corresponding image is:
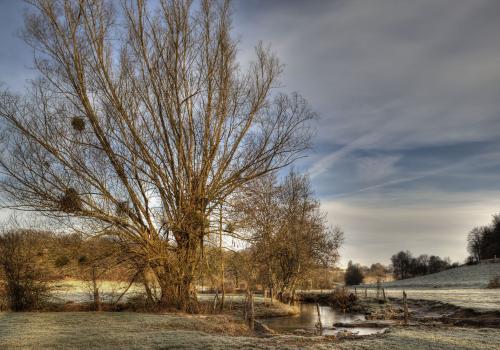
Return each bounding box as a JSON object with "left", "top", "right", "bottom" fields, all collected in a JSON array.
[
  {"left": 0, "top": 230, "right": 51, "bottom": 311},
  {"left": 344, "top": 261, "right": 364, "bottom": 286},
  {"left": 467, "top": 227, "right": 486, "bottom": 262},
  {"left": 235, "top": 171, "right": 343, "bottom": 302}
]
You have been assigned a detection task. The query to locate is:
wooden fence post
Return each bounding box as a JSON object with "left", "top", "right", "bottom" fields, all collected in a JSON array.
[
  {"left": 403, "top": 290, "right": 409, "bottom": 325},
  {"left": 365, "top": 288, "right": 368, "bottom": 298},
  {"left": 213, "top": 288, "right": 219, "bottom": 314},
  {"left": 382, "top": 288, "right": 386, "bottom": 302},
  {"left": 243, "top": 291, "right": 248, "bottom": 321},
  {"left": 249, "top": 292, "right": 255, "bottom": 331},
  {"left": 316, "top": 303, "right": 323, "bottom": 333}
]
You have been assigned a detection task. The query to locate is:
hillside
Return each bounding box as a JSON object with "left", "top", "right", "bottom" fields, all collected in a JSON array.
[{"left": 374, "top": 263, "right": 500, "bottom": 289}]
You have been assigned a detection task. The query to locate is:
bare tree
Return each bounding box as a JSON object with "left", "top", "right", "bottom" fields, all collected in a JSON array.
[
  {"left": 0, "top": 0, "right": 314, "bottom": 311},
  {"left": 236, "top": 171, "right": 343, "bottom": 303}
]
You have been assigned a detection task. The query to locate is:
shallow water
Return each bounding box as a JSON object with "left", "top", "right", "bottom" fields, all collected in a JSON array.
[{"left": 261, "top": 303, "right": 386, "bottom": 336}]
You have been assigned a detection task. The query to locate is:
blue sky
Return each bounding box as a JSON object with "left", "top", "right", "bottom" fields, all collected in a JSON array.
[{"left": 2, "top": 0, "right": 500, "bottom": 266}]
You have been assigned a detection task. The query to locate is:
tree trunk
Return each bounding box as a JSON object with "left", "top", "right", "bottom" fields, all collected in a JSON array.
[
  {"left": 91, "top": 266, "right": 101, "bottom": 311},
  {"left": 219, "top": 204, "right": 225, "bottom": 312}
]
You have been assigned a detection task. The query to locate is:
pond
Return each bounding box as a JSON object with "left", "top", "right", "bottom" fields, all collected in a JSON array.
[{"left": 260, "top": 303, "right": 387, "bottom": 336}]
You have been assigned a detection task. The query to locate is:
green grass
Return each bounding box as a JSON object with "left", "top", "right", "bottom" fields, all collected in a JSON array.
[{"left": 0, "top": 312, "right": 499, "bottom": 349}]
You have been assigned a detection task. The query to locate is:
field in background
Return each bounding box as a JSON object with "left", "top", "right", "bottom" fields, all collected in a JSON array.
[
  {"left": 377, "top": 263, "right": 500, "bottom": 289},
  {"left": 352, "top": 262, "right": 500, "bottom": 311},
  {"left": 50, "top": 279, "right": 144, "bottom": 304},
  {"left": 356, "top": 288, "right": 500, "bottom": 311}
]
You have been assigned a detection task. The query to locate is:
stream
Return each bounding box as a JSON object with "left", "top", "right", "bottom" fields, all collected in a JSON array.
[{"left": 261, "top": 303, "right": 387, "bottom": 336}]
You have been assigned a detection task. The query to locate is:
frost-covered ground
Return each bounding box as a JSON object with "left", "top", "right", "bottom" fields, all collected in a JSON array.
[
  {"left": 352, "top": 263, "right": 500, "bottom": 311},
  {"left": 50, "top": 279, "right": 144, "bottom": 303},
  {"left": 0, "top": 312, "right": 499, "bottom": 349},
  {"left": 382, "top": 288, "right": 500, "bottom": 311},
  {"left": 376, "top": 263, "right": 500, "bottom": 289}
]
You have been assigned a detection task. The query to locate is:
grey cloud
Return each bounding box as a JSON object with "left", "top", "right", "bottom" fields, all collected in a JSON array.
[{"left": 234, "top": 0, "right": 500, "bottom": 154}]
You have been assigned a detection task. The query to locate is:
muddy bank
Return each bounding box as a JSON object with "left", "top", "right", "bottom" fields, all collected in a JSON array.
[{"left": 356, "top": 297, "right": 500, "bottom": 328}]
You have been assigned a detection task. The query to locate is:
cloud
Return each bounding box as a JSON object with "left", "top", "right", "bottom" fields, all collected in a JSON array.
[
  {"left": 323, "top": 190, "right": 500, "bottom": 267},
  {"left": 235, "top": 0, "right": 500, "bottom": 174},
  {"left": 231, "top": 0, "right": 500, "bottom": 267},
  {"left": 328, "top": 148, "right": 500, "bottom": 199}
]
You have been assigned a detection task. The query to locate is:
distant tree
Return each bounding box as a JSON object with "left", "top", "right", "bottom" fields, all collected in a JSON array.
[
  {"left": 412, "top": 255, "right": 429, "bottom": 276},
  {"left": 390, "top": 250, "right": 454, "bottom": 279},
  {"left": 391, "top": 251, "right": 413, "bottom": 280},
  {"left": 468, "top": 227, "right": 487, "bottom": 262},
  {"left": 428, "top": 255, "right": 450, "bottom": 274},
  {"left": 467, "top": 215, "right": 500, "bottom": 262},
  {"left": 369, "top": 263, "right": 387, "bottom": 277},
  {"left": 344, "top": 261, "right": 364, "bottom": 286}
]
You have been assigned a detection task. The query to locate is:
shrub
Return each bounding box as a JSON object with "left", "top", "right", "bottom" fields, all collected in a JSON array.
[
  {"left": 0, "top": 230, "right": 51, "bottom": 311},
  {"left": 344, "top": 261, "right": 364, "bottom": 286},
  {"left": 487, "top": 276, "right": 500, "bottom": 289},
  {"left": 329, "top": 287, "right": 357, "bottom": 310},
  {"left": 78, "top": 255, "right": 88, "bottom": 265},
  {"left": 55, "top": 255, "right": 70, "bottom": 268}
]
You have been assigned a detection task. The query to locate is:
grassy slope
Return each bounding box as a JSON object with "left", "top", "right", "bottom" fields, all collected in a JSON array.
[
  {"left": 353, "top": 263, "right": 500, "bottom": 311},
  {"left": 0, "top": 312, "right": 499, "bottom": 350},
  {"left": 377, "top": 263, "right": 500, "bottom": 289}
]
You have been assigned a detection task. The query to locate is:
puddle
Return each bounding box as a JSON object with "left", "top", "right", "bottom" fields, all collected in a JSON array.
[{"left": 261, "top": 303, "right": 386, "bottom": 336}]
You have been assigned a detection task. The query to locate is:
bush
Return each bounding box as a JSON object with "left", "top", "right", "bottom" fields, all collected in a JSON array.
[
  {"left": 329, "top": 287, "right": 357, "bottom": 310},
  {"left": 487, "top": 276, "right": 500, "bottom": 289},
  {"left": 0, "top": 230, "right": 51, "bottom": 311},
  {"left": 344, "top": 261, "right": 364, "bottom": 286},
  {"left": 78, "top": 255, "right": 88, "bottom": 264},
  {"left": 55, "top": 255, "right": 70, "bottom": 268}
]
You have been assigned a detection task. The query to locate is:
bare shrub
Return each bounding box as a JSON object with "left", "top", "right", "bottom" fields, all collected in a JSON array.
[
  {"left": 0, "top": 230, "right": 51, "bottom": 311},
  {"left": 344, "top": 261, "right": 364, "bottom": 286},
  {"left": 487, "top": 276, "right": 500, "bottom": 289},
  {"left": 329, "top": 287, "right": 357, "bottom": 310}
]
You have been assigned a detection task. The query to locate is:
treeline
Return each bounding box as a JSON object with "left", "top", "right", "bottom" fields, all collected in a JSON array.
[
  {"left": 390, "top": 251, "right": 458, "bottom": 280},
  {"left": 344, "top": 262, "right": 391, "bottom": 286},
  {"left": 467, "top": 214, "right": 500, "bottom": 263}
]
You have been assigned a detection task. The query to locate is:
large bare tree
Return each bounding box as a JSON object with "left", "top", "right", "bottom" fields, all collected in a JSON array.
[{"left": 0, "top": 0, "right": 314, "bottom": 311}]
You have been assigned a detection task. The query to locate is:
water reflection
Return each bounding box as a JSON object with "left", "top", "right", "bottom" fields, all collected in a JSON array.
[{"left": 261, "top": 303, "right": 386, "bottom": 336}]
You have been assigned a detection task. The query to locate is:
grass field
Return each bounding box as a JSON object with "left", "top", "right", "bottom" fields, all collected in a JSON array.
[
  {"left": 2, "top": 265, "right": 497, "bottom": 349},
  {"left": 0, "top": 312, "right": 499, "bottom": 349},
  {"left": 376, "top": 263, "right": 500, "bottom": 289},
  {"left": 352, "top": 262, "right": 500, "bottom": 311},
  {"left": 353, "top": 288, "right": 500, "bottom": 311},
  {"left": 384, "top": 288, "right": 500, "bottom": 311}
]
